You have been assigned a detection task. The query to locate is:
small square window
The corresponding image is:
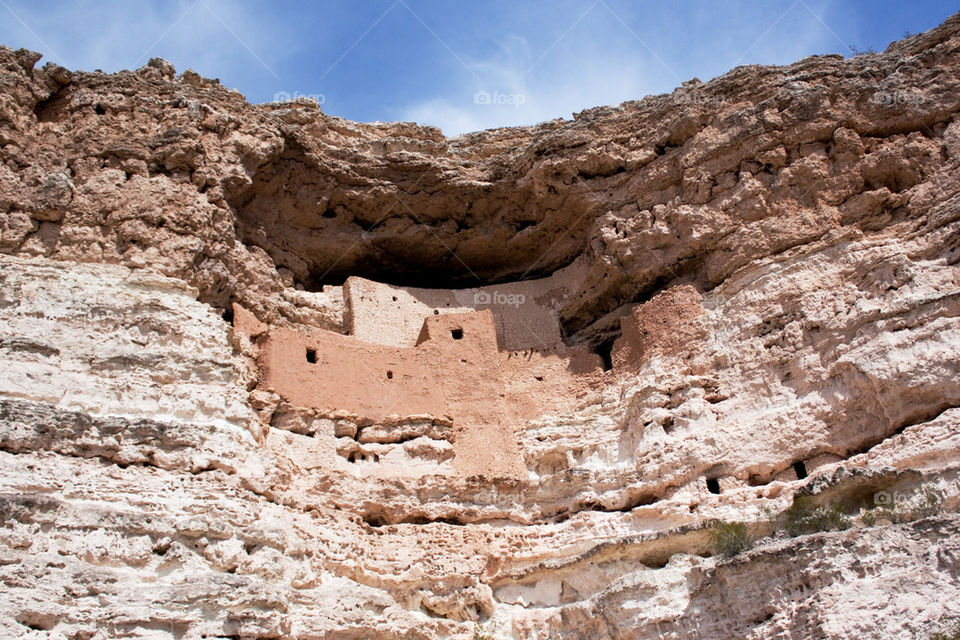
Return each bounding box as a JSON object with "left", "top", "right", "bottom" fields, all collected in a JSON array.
[
  {"left": 306, "top": 348, "right": 317, "bottom": 363},
  {"left": 451, "top": 328, "right": 463, "bottom": 340}
]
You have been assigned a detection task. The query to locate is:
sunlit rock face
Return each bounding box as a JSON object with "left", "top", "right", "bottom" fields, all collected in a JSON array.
[{"left": 1, "top": 12, "right": 960, "bottom": 640}]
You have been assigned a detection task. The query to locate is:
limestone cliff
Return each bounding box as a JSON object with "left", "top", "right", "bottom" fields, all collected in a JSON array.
[{"left": 1, "top": 11, "right": 960, "bottom": 640}]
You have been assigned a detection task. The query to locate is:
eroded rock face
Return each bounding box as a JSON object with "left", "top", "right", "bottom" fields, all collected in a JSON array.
[{"left": 1, "top": 12, "right": 960, "bottom": 640}]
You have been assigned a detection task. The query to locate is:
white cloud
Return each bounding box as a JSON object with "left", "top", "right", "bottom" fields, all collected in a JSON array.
[
  {"left": 399, "top": 0, "right": 846, "bottom": 136},
  {"left": 403, "top": 62, "right": 652, "bottom": 136},
  {"left": 0, "top": 0, "right": 287, "bottom": 90}
]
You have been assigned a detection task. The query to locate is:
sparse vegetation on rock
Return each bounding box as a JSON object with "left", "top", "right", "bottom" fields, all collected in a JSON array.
[
  {"left": 782, "top": 496, "right": 852, "bottom": 537},
  {"left": 710, "top": 521, "right": 755, "bottom": 557}
]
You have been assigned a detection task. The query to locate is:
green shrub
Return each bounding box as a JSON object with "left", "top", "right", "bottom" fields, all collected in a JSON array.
[
  {"left": 860, "top": 506, "right": 900, "bottom": 526},
  {"left": 783, "top": 496, "right": 850, "bottom": 536},
  {"left": 710, "top": 521, "right": 754, "bottom": 557},
  {"left": 911, "top": 492, "right": 943, "bottom": 519}
]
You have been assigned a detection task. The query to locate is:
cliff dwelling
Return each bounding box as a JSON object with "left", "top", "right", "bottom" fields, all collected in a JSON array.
[{"left": 237, "top": 267, "right": 612, "bottom": 478}]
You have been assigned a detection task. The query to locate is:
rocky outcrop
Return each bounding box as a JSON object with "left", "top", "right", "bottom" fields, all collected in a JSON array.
[
  {"left": 1, "top": 11, "right": 960, "bottom": 640},
  {"left": 3, "top": 17, "right": 959, "bottom": 341}
]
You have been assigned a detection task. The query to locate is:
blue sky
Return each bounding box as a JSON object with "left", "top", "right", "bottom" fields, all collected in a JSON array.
[{"left": 1, "top": 1, "right": 957, "bottom": 135}]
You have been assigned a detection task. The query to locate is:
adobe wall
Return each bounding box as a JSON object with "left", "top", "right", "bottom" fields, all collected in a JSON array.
[
  {"left": 259, "top": 311, "right": 496, "bottom": 419},
  {"left": 257, "top": 309, "right": 526, "bottom": 477},
  {"left": 611, "top": 285, "right": 706, "bottom": 370},
  {"left": 242, "top": 260, "right": 616, "bottom": 479},
  {"left": 500, "top": 346, "right": 605, "bottom": 424},
  {"left": 345, "top": 257, "right": 589, "bottom": 351}
]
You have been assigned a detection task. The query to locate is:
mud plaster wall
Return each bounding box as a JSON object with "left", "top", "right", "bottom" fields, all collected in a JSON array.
[
  {"left": 612, "top": 285, "right": 707, "bottom": 370},
  {"left": 499, "top": 347, "right": 606, "bottom": 426},
  {"left": 345, "top": 259, "right": 589, "bottom": 351},
  {"left": 258, "top": 310, "right": 525, "bottom": 477}
]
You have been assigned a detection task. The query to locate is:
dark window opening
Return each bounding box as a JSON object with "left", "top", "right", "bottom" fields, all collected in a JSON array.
[
  {"left": 793, "top": 460, "right": 808, "bottom": 479},
  {"left": 94, "top": 103, "right": 105, "bottom": 115},
  {"left": 706, "top": 477, "right": 721, "bottom": 494},
  {"left": 451, "top": 328, "right": 463, "bottom": 340},
  {"left": 535, "top": 376, "right": 543, "bottom": 382},
  {"left": 306, "top": 348, "right": 317, "bottom": 363},
  {"left": 594, "top": 338, "right": 615, "bottom": 371},
  {"left": 221, "top": 307, "right": 234, "bottom": 325},
  {"left": 386, "top": 370, "right": 393, "bottom": 379}
]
